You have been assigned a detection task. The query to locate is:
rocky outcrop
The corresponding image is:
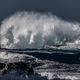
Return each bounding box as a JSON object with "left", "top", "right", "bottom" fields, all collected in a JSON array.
[{"left": 0, "top": 60, "right": 34, "bottom": 75}]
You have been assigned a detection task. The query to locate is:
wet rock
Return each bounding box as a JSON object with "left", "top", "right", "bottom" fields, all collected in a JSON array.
[
  {"left": 0, "top": 63, "right": 6, "bottom": 70},
  {"left": 0, "top": 61, "right": 34, "bottom": 75}
]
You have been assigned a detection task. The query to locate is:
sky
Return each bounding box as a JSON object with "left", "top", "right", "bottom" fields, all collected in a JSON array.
[{"left": 0, "top": 0, "right": 80, "bottom": 22}]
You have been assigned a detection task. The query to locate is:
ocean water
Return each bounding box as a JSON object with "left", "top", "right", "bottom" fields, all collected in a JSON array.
[
  {"left": 0, "top": 11, "right": 80, "bottom": 80},
  {"left": 0, "top": 48, "right": 80, "bottom": 80}
]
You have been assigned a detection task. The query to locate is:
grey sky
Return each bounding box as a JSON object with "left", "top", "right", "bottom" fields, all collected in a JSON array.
[{"left": 0, "top": 0, "right": 80, "bottom": 22}]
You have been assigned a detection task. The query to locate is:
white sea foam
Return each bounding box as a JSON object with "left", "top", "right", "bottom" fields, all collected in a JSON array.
[{"left": 1, "top": 11, "right": 80, "bottom": 49}]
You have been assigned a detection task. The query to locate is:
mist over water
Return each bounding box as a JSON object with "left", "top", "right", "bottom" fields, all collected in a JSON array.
[{"left": 1, "top": 11, "right": 80, "bottom": 49}]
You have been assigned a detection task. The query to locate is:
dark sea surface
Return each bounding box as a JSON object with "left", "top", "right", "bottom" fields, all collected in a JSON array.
[{"left": 0, "top": 48, "right": 80, "bottom": 80}]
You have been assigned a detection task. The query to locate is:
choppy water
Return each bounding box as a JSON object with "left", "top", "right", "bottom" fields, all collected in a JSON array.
[
  {"left": 0, "top": 11, "right": 80, "bottom": 80},
  {"left": 0, "top": 48, "right": 80, "bottom": 80}
]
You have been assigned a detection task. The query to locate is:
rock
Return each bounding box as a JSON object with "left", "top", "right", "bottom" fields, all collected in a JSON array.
[{"left": 0, "top": 59, "right": 34, "bottom": 75}]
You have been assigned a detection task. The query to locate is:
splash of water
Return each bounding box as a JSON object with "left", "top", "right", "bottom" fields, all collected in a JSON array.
[{"left": 0, "top": 11, "right": 80, "bottom": 49}]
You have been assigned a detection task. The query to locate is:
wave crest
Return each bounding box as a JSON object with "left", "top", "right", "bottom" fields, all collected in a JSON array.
[{"left": 1, "top": 11, "right": 80, "bottom": 49}]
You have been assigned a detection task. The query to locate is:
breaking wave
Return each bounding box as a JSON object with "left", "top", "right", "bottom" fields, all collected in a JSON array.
[{"left": 1, "top": 11, "right": 80, "bottom": 49}]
